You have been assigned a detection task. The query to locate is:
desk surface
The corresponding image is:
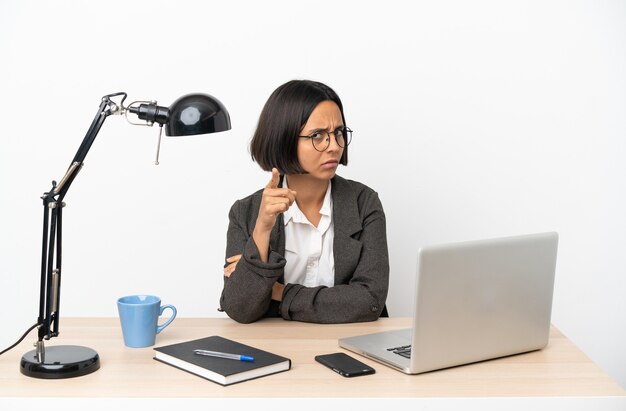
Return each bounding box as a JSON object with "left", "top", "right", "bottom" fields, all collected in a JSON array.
[{"left": 1, "top": 317, "right": 624, "bottom": 398}]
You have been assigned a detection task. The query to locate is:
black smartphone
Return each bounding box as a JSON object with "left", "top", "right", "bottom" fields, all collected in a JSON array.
[{"left": 314, "top": 352, "right": 376, "bottom": 377}]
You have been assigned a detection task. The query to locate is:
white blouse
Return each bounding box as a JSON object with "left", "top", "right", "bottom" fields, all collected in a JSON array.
[{"left": 282, "top": 178, "right": 335, "bottom": 288}]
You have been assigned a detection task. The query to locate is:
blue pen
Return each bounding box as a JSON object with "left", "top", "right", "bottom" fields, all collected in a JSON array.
[{"left": 194, "top": 349, "right": 255, "bottom": 362}]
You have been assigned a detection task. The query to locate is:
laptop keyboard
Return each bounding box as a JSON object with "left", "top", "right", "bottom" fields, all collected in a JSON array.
[{"left": 388, "top": 345, "right": 412, "bottom": 359}]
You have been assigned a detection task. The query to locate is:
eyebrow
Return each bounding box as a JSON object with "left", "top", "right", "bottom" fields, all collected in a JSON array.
[{"left": 304, "top": 125, "right": 345, "bottom": 134}]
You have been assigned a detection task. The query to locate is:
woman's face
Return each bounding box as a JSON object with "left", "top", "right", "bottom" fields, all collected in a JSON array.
[{"left": 296, "top": 100, "right": 345, "bottom": 180}]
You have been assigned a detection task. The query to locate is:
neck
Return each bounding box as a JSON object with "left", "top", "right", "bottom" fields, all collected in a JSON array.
[{"left": 286, "top": 174, "right": 330, "bottom": 209}]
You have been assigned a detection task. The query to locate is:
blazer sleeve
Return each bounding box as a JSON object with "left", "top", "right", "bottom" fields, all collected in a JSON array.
[
  {"left": 219, "top": 199, "right": 286, "bottom": 324},
  {"left": 279, "top": 190, "right": 389, "bottom": 323}
]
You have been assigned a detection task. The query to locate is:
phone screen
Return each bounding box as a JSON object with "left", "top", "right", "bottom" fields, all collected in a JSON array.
[{"left": 315, "top": 352, "right": 376, "bottom": 377}]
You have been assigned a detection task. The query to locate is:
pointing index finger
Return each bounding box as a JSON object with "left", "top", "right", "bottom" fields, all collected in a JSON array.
[{"left": 266, "top": 168, "right": 280, "bottom": 189}]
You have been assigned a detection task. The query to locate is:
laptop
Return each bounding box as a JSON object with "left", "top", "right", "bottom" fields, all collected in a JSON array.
[{"left": 339, "top": 231, "right": 559, "bottom": 374}]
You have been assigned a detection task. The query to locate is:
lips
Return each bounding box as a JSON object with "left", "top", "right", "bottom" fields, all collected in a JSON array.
[{"left": 321, "top": 160, "right": 339, "bottom": 169}]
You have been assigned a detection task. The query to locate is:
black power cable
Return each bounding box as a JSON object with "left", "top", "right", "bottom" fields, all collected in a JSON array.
[{"left": 0, "top": 323, "right": 39, "bottom": 356}]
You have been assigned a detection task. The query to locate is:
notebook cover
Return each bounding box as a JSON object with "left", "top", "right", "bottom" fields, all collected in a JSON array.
[{"left": 153, "top": 335, "right": 291, "bottom": 385}]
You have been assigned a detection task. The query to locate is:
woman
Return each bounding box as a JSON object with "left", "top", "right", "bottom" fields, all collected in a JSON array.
[{"left": 219, "top": 79, "right": 389, "bottom": 324}]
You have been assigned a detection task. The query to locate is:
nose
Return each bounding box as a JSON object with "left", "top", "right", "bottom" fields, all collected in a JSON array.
[{"left": 326, "top": 133, "right": 342, "bottom": 152}]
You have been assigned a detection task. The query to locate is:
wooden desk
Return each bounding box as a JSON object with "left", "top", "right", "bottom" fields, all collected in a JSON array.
[{"left": 1, "top": 318, "right": 624, "bottom": 401}]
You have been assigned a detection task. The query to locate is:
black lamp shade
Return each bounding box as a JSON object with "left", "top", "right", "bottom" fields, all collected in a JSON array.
[{"left": 165, "top": 93, "right": 231, "bottom": 136}]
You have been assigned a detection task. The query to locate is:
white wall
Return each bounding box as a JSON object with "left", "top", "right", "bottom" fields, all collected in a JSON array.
[{"left": 1, "top": 0, "right": 624, "bottom": 389}]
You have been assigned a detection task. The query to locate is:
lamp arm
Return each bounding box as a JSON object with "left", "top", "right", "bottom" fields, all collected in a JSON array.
[
  {"left": 53, "top": 92, "right": 127, "bottom": 201},
  {"left": 36, "top": 93, "right": 126, "bottom": 347}
]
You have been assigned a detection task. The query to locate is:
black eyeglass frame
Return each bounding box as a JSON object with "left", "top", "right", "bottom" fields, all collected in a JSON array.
[{"left": 298, "top": 127, "right": 353, "bottom": 152}]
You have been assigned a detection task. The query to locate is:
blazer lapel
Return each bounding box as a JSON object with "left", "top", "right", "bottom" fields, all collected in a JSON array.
[{"left": 331, "top": 176, "right": 363, "bottom": 284}]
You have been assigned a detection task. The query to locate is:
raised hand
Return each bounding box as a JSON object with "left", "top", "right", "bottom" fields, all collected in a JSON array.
[
  {"left": 253, "top": 168, "right": 296, "bottom": 263},
  {"left": 256, "top": 168, "right": 297, "bottom": 232}
]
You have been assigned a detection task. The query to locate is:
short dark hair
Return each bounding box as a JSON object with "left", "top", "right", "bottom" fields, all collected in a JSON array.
[{"left": 250, "top": 80, "right": 348, "bottom": 174}]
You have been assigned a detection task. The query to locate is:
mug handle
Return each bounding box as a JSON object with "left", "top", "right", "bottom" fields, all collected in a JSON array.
[{"left": 156, "top": 304, "right": 177, "bottom": 334}]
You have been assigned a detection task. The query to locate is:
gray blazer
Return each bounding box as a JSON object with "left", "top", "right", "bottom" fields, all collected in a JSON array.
[{"left": 219, "top": 175, "right": 389, "bottom": 324}]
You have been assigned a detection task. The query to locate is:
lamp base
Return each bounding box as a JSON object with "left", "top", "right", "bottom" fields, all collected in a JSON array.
[{"left": 20, "top": 345, "right": 100, "bottom": 379}]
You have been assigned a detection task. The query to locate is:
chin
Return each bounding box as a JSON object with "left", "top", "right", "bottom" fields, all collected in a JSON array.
[{"left": 320, "top": 170, "right": 337, "bottom": 180}]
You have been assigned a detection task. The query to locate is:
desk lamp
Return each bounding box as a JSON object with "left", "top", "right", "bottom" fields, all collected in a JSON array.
[{"left": 19, "top": 92, "right": 231, "bottom": 379}]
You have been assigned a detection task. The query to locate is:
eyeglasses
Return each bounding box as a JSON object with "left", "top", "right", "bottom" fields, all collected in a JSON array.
[{"left": 298, "top": 127, "right": 352, "bottom": 152}]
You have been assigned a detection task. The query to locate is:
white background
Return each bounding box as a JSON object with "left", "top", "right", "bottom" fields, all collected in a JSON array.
[{"left": 1, "top": 0, "right": 624, "bottom": 390}]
